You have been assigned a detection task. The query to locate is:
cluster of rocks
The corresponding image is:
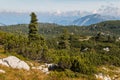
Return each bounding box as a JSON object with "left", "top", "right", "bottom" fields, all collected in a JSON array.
[
  {"left": 81, "top": 47, "right": 110, "bottom": 52},
  {"left": 0, "top": 56, "right": 57, "bottom": 75},
  {"left": 32, "top": 63, "right": 57, "bottom": 74},
  {"left": 95, "top": 67, "right": 120, "bottom": 80}
]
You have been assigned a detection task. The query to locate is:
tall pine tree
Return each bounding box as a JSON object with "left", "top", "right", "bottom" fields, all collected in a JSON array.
[
  {"left": 28, "top": 12, "right": 39, "bottom": 41},
  {"left": 27, "top": 12, "right": 48, "bottom": 60}
]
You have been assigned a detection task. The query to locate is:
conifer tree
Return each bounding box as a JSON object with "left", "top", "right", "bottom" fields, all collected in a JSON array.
[
  {"left": 58, "top": 29, "right": 70, "bottom": 49},
  {"left": 27, "top": 12, "right": 48, "bottom": 60},
  {"left": 28, "top": 12, "right": 39, "bottom": 41}
]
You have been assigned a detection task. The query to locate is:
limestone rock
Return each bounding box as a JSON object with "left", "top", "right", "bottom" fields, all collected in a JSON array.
[
  {"left": 31, "top": 63, "right": 57, "bottom": 74},
  {"left": 103, "top": 47, "right": 110, "bottom": 52},
  {"left": 0, "top": 56, "right": 30, "bottom": 70}
]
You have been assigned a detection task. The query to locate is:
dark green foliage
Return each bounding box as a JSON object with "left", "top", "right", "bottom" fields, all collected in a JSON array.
[
  {"left": 69, "top": 35, "right": 81, "bottom": 48},
  {"left": 58, "top": 29, "right": 70, "bottom": 49},
  {"left": 0, "top": 12, "right": 48, "bottom": 61},
  {"left": 3, "top": 33, "right": 28, "bottom": 53},
  {"left": 22, "top": 39, "right": 48, "bottom": 60},
  {"left": 28, "top": 12, "right": 39, "bottom": 41},
  {"left": 71, "top": 57, "right": 96, "bottom": 75},
  {"left": 2, "top": 31, "right": 48, "bottom": 61},
  {"left": 27, "top": 12, "right": 48, "bottom": 60},
  {"left": 58, "top": 56, "right": 72, "bottom": 70},
  {"left": 95, "top": 32, "right": 107, "bottom": 42},
  {"left": 57, "top": 55, "right": 96, "bottom": 75}
]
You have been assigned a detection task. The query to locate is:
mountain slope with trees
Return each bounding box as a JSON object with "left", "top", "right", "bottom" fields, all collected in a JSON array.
[
  {"left": 0, "top": 20, "right": 120, "bottom": 37},
  {"left": 0, "top": 13, "right": 120, "bottom": 80}
]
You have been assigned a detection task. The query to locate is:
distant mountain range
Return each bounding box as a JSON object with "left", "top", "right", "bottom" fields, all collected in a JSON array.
[
  {"left": 0, "top": 6, "right": 120, "bottom": 26},
  {"left": 72, "top": 14, "right": 117, "bottom": 26},
  {"left": 0, "top": 11, "right": 90, "bottom": 26}
]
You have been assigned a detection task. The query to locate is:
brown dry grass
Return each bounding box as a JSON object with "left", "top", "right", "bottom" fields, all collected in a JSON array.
[
  {"left": 0, "top": 65, "right": 88, "bottom": 80},
  {"left": 0, "top": 65, "right": 48, "bottom": 80}
]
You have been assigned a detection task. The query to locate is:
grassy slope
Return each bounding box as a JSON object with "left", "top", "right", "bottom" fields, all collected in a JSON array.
[{"left": 0, "top": 47, "right": 87, "bottom": 80}]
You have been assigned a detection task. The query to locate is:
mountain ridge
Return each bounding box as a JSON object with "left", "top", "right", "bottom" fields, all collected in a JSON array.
[{"left": 0, "top": 6, "right": 120, "bottom": 26}]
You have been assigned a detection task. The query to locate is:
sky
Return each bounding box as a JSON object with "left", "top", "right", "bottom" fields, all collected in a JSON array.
[{"left": 0, "top": 0, "right": 120, "bottom": 12}]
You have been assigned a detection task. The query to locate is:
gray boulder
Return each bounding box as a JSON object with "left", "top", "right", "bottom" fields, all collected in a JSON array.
[{"left": 0, "top": 56, "right": 30, "bottom": 70}]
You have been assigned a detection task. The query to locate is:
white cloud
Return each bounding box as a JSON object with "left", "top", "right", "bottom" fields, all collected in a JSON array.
[{"left": 93, "top": 10, "right": 98, "bottom": 14}]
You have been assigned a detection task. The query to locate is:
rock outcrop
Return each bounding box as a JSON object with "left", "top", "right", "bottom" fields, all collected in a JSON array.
[{"left": 0, "top": 56, "right": 30, "bottom": 70}]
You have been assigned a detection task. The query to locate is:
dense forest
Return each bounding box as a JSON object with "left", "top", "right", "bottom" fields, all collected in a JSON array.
[{"left": 0, "top": 13, "right": 120, "bottom": 79}]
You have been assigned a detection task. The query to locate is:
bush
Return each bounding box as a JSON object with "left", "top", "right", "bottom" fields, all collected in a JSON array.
[
  {"left": 71, "top": 57, "right": 96, "bottom": 75},
  {"left": 58, "top": 56, "right": 72, "bottom": 70}
]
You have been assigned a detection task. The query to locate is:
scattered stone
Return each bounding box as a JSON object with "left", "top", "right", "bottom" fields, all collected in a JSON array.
[
  {"left": 103, "top": 47, "right": 110, "bottom": 52},
  {"left": 37, "top": 66, "right": 42, "bottom": 70},
  {"left": 45, "top": 72, "right": 50, "bottom": 75},
  {"left": 31, "top": 63, "right": 57, "bottom": 74},
  {"left": 81, "top": 47, "right": 89, "bottom": 52},
  {"left": 31, "top": 67, "right": 36, "bottom": 69},
  {"left": 42, "top": 68, "right": 49, "bottom": 73},
  {"left": 0, "top": 69, "right": 5, "bottom": 73},
  {"left": 95, "top": 73, "right": 111, "bottom": 80},
  {"left": 40, "top": 65, "right": 45, "bottom": 68}
]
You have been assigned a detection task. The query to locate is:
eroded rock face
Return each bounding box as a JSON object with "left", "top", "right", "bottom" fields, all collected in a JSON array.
[{"left": 0, "top": 56, "right": 30, "bottom": 70}]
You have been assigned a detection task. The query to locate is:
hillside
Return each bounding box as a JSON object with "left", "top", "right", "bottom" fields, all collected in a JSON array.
[
  {"left": 0, "top": 20, "right": 120, "bottom": 37},
  {"left": 88, "top": 20, "right": 120, "bottom": 35},
  {"left": 1, "top": 0, "right": 120, "bottom": 80},
  {"left": 0, "top": 18, "right": 120, "bottom": 80}
]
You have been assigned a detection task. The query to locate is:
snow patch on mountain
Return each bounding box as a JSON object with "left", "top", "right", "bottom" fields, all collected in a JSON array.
[{"left": 80, "top": 18, "right": 90, "bottom": 26}]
